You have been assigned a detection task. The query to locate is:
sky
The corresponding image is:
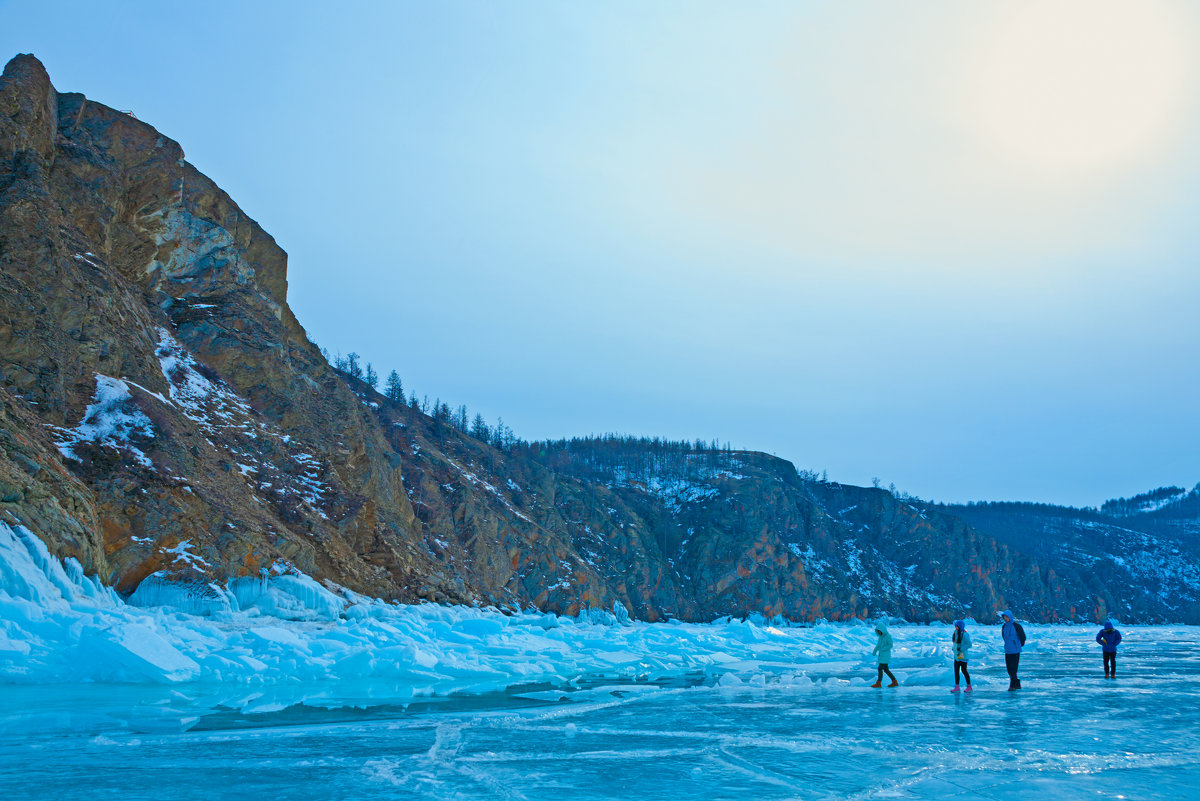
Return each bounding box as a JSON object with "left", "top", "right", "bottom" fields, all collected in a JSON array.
[{"left": 3, "top": 0, "right": 1199, "bottom": 507}]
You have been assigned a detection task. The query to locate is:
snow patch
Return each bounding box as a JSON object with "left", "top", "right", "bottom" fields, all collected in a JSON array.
[{"left": 54, "top": 375, "right": 155, "bottom": 468}]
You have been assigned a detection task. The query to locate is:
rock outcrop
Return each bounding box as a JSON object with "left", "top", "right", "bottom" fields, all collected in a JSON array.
[{"left": 0, "top": 53, "right": 436, "bottom": 599}]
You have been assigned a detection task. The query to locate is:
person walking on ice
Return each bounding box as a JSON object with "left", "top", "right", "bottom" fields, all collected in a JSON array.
[
  {"left": 870, "top": 621, "right": 899, "bottom": 688},
  {"left": 1097, "top": 620, "right": 1122, "bottom": 678},
  {"left": 1000, "top": 610, "right": 1026, "bottom": 690},
  {"left": 951, "top": 620, "right": 972, "bottom": 693}
]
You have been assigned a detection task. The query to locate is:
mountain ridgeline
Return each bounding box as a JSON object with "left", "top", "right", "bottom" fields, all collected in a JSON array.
[{"left": 1, "top": 54, "right": 1197, "bottom": 624}]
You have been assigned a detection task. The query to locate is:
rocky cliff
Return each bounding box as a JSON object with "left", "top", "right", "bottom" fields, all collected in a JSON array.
[
  {"left": 1, "top": 54, "right": 1194, "bottom": 623},
  {"left": 942, "top": 487, "right": 1200, "bottom": 623}
]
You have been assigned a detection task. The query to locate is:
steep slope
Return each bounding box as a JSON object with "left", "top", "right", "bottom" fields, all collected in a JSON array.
[
  {"left": 511, "top": 441, "right": 1078, "bottom": 621},
  {"left": 2, "top": 53, "right": 1194, "bottom": 623},
  {"left": 941, "top": 486, "right": 1200, "bottom": 622},
  {"left": 1, "top": 53, "right": 463, "bottom": 603}
]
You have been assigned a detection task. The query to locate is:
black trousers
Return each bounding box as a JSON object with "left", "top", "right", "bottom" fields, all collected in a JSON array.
[
  {"left": 1005, "top": 653, "right": 1021, "bottom": 688},
  {"left": 876, "top": 664, "right": 896, "bottom": 682},
  {"left": 954, "top": 659, "right": 971, "bottom": 685},
  {"left": 1103, "top": 652, "right": 1116, "bottom": 676}
]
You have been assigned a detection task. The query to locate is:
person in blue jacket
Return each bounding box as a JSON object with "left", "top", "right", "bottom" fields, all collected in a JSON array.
[
  {"left": 870, "top": 621, "right": 899, "bottom": 688},
  {"left": 1097, "top": 620, "right": 1122, "bottom": 678},
  {"left": 1000, "top": 610, "right": 1025, "bottom": 690}
]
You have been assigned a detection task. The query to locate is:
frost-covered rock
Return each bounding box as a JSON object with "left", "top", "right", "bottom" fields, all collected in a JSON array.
[
  {"left": 128, "top": 573, "right": 235, "bottom": 616},
  {"left": 230, "top": 572, "right": 345, "bottom": 621}
]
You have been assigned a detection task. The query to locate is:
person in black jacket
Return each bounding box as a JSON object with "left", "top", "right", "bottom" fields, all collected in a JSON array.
[{"left": 1096, "top": 620, "right": 1122, "bottom": 678}]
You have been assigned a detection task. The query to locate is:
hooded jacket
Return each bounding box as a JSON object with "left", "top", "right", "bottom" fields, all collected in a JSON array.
[
  {"left": 1000, "top": 611, "right": 1023, "bottom": 654},
  {"left": 952, "top": 622, "right": 972, "bottom": 662},
  {"left": 1096, "top": 622, "right": 1122, "bottom": 653},
  {"left": 872, "top": 621, "right": 894, "bottom": 664}
]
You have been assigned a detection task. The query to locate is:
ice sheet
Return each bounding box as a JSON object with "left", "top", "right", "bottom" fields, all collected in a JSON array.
[
  {"left": 2, "top": 521, "right": 1197, "bottom": 799},
  {"left": 0, "top": 629, "right": 1197, "bottom": 800}
]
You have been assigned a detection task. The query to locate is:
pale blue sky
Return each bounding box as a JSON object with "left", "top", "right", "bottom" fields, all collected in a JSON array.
[{"left": 4, "top": 1, "right": 1199, "bottom": 506}]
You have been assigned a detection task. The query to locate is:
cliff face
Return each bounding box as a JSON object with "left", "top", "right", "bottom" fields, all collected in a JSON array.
[
  {"left": 1, "top": 54, "right": 1191, "bottom": 623},
  {"left": 0, "top": 53, "right": 436, "bottom": 600}
]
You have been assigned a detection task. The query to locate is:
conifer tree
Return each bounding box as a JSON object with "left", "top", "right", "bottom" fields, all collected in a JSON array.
[
  {"left": 384, "top": 371, "right": 404, "bottom": 404},
  {"left": 365, "top": 362, "right": 378, "bottom": 390},
  {"left": 346, "top": 352, "right": 363, "bottom": 381}
]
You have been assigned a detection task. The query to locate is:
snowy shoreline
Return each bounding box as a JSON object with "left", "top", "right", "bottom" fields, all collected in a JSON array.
[{"left": 0, "top": 521, "right": 1168, "bottom": 702}]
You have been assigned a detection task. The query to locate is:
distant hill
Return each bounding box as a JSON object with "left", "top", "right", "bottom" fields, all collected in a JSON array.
[{"left": 937, "top": 485, "right": 1200, "bottom": 622}]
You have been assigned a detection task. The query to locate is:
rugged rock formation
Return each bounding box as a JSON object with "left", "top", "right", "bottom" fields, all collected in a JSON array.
[
  {"left": 2, "top": 54, "right": 1195, "bottom": 623},
  {"left": 1, "top": 53, "right": 434, "bottom": 602},
  {"left": 943, "top": 489, "right": 1200, "bottom": 623}
]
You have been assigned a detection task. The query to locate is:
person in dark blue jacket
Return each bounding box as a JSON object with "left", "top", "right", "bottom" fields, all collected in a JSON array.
[
  {"left": 1000, "top": 610, "right": 1025, "bottom": 690},
  {"left": 1096, "top": 620, "right": 1122, "bottom": 678}
]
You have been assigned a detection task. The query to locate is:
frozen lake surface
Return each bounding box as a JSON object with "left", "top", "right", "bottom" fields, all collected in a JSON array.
[
  {"left": 2, "top": 522, "right": 1199, "bottom": 799},
  {"left": 2, "top": 625, "right": 1198, "bottom": 800}
]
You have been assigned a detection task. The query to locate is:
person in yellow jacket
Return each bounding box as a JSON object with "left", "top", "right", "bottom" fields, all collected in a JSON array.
[{"left": 950, "top": 620, "right": 973, "bottom": 693}]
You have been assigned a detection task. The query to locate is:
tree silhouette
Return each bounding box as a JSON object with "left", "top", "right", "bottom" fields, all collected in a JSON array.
[
  {"left": 346, "top": 352, "right": 363, "bottom": 381},
  {"left": 384, "top": 370, "right": 404, "bottom": 404}
]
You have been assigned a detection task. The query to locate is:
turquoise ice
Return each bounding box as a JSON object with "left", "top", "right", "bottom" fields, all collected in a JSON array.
[{"left": 1, "top": 521, "right": 1197, "bottom": 799}]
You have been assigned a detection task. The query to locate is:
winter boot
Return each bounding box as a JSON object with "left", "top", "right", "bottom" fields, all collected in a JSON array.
[
  {"left": 870, "top": 681, "right": 882, "bottom": 688},
  {"left": 888, "top": 680, "right": 899, "bottom": 688},
  {"left": 964, "top": 685, "right": 973, "bottom": 692},
  {"left": 951, "top": 685, "right": 961, "bottom": 693}
]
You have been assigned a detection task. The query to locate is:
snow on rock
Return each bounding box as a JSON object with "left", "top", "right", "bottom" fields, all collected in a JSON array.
[
  {"left": 609, "top": 464, "right": 746, "bottom": 513},
  {"left": 154, "top": 328, "right": 263, "bottom": 442},
  {"left": 153, "top": 328, "right": 332, "bottom": 517},
  {"left": 54, "top": 375, "right": 156, "bottom": 468},
  {"left": 445, "top": 457, "right": 531, "bottom": 522},
  {"left": 162, "top": 539, "right": 211, "bottom": 570}
]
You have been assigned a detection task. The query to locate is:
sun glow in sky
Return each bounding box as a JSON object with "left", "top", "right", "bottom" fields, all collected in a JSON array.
[
  {"left": 968, "top": 0, "right": 1193, "bottom": 180},
  {"left": 3, "top": 0, "right": 1199, "bottom": 505}
]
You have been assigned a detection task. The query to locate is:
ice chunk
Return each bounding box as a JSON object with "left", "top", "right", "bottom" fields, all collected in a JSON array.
[
  {"left": 79, "top": 623, "right": 200, "bottom": 683},
  {"left": 128, "top": 573, "right": 234, "bottom": 616},
  {"left": 230, "top": 572, "right": 345, "bottom": 621}
]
